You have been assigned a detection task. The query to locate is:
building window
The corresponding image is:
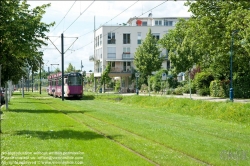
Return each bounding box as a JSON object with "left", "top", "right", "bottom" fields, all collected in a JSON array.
[
  {"left": 138, "top": 32, "right": 141, "bottom": 37},
  {"left": 142, "top": 21, "right": 147, "bottom": 26},
  {"left": 155, "top": 20, "right": 162, "bottom": 26},
  {"left": 100, "top": 34, "right": 102, "bottom": 45},
  {"left": 123, "top": 62, "right": 131, "bottom": 72},
  {"left": 152, "top": 33, "right": 160, "bottom": 41},
  {"left": 164, "top": 20, "right": 173, "bottom": 26},
  {"left": 123, "top": 33, "right": 130, "bottom": 44},
  {"left": 111, "top": 62, "right": 115, "bottom": 68},
  {"left": 97, "top": 36, "right": 99, "bottom": 47},
  {"left": 108, "top": 32, "right": 116, "bottom": 44},
  {"left": 96, "top": 48, "right": 102, "bottom": 60},
  {"left": 137, "top": 32, "right": 141, "bottom": 44},
  {"left": 123, "top": 47, "right": 130, "bottom": 59},
  {"left": 107, "top": 47, "right": 116, "bottom": 59},
  {"left": 123, "top": 47, "right": 130, "bottom": 53},
  {"left": 95, "top": 37, "right": 97, "bottom": 47}
]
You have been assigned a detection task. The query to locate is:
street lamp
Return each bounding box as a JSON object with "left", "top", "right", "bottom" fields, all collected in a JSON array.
[
  {"left": 135, "top": 72, "right": 140, "bottom": 95},
  {"left": 81, "top": 60, "right": 84, "bottom": 72},
  {"left": 229, "top": 30, "right": 239, "bottom": 102}
]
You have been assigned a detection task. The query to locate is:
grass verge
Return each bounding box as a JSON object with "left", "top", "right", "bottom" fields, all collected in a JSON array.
[{"left": 1, "top": 92, "right": 249, "bottom": 165}]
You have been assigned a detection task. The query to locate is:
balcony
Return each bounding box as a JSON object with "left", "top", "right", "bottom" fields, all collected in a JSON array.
[
  {"left": 122, "top": 52, "right": 133, "bottom": 60},
  {"left": 109, "top": 67, "right": 132, "bottom": 76},
  {"left": 108, "top": 38, "right": 116, "bottom": 44}
]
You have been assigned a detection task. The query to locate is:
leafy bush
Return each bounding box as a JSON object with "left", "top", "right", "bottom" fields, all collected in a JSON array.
[
  {"left": 197, "top": 88, "right": 210, "bottom": 96},
  {"left": 174, "top": 86, "right": 183, "bottom": 95},
  {"left": 114, "top": 80, "right": 121, "bottom": 92},
  {"left": 166, "top": 89, "right": 175, "bottom": 95},
  {"left": 140, "top": 84, "right": 148, "bottom": 93},
  {"left": 182, "top": 81, "right": 196, "bottom": 94},
  {"left": 210, "top": 73, "right": 250, "bottom": 99},
  {"left": 209, "top": 80, "right": 227, "bottom": 97},
  {"left": 194, "top": 72, "right": 214, "bottom": 96},
  {"left": 167, "top": 76, "right": 179, "bottom": 89},
  {"left": 233, "top": 73, "right": 250, "bottom": 98}
]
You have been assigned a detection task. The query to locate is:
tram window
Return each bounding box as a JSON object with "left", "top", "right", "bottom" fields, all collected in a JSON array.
[
  {"left": 68, "top": 76, "right": 82, "bottom": 85},
  {"left": 58, "top": 78, "right": 62, "bottom": 86}
]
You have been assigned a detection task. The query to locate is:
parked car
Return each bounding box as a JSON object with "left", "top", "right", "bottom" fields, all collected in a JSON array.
[{"left": 0, "top": 88, "right": 5, "bottom": 105}]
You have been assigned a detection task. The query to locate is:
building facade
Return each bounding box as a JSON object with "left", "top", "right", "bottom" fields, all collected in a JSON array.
[{"left": 90, "top": 16, "right": 189, "bottom": 92}]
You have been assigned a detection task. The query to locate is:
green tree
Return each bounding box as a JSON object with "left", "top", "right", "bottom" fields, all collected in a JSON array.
[
  {"left": 54, "top": 67, "right": 61, "bottom": 73},
  {"left": 101, "top": 62, "right": 111, "bottom": 92},
  {"left": 0, "top": 0, "right": 54, "bottom": 84},
  {"left": 151, "top": 69, "right": 168, "bottom": 92},
  {"left": 65, "top": 63, "right": 75, "bottom": 73},
  {"left": 184, "top": 0, "right": 250, "bottom": 79},
  {"left": 134, "top": 28, "right": 164, "bottom": 85},
  {"left": 100, "top": 62, "right": 111, "bottom": 88},
  {"left": 159, "top": 19, "right": 200, "bottom": 75}
]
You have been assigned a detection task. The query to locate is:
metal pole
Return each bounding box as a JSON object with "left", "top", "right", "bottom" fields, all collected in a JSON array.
[
  {"left": 39, "top": 60, "right": 41, "bottom": 94},
  {"left": 61, "top": 33, "right": 64, "bottom": 101},
  {"left": 136, "top": 77, "right": 138, "bottom": 95},
  {"left": 5, "top": 82, "right": 8, "bottom": 110},
  {"left": 32, "top": 70, "right": 34, "bottom": 92},
  {"left": 0, "top": 64, "right": 1, "bottom": 106},
  {"left": 0, "top": 64, "right": 2, "bottom": 133},
  {"left": 189, "top": 69, "right": 192, "bottom": 99},
  {"left": 230, "top": 33, "right": 234, "bottom": 102},
  {"left": 94, "top": 77, "right": 96, "bottom": 92},
  {"left": 81, "top": 60, "right": 83, "bottom": 72},
  {"left": 22, "top": 76, "right": 24, "bottom": 97},
  {"left": 28, "top": 68, "right": 30, "bottom": 92},
  {"left": 148, "top": 75, "right": 150, "bottom": 96}
]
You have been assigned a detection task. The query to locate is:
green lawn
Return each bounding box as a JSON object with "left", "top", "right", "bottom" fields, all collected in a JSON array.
[{"left": 1, "top": 92, "right": 249, "bottom": 165}]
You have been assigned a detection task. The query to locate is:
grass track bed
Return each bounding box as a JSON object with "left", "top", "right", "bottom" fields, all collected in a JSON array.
[
  {"left": 68, "top": 100, "right": 249, "bottom": 165},
  {"left": 1, "top": 92, "right": 250, "bottom": 165}
]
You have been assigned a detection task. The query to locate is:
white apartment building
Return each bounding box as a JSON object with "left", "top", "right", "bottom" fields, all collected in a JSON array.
[{"left": 90, "top": 15, "right": 189, "bottom": 92}]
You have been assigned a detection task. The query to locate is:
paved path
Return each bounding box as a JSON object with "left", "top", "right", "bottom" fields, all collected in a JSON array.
[{"left": 122, "top": 93, "right": 250, "bottom": 103}]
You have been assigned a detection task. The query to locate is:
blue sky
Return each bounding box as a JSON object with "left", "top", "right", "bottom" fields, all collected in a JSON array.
[{"left": 27, "top": 1, "right": 191, "bottom": 73}]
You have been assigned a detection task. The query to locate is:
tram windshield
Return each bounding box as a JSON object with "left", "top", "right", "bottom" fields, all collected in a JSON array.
[{"left": 67, "top": 75, "right": 82, "bottom": 86}]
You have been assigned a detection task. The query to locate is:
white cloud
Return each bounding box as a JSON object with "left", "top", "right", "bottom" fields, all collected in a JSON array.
[{"left": 28, "top": 1, "right": 191, "bottom": 72}]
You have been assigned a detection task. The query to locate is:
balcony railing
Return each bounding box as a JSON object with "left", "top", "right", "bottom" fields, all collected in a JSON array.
[
  {"left": 122, "top": 52, "right": 133, "bottom": 60},
  {"left": 110, "top": 67, "right": 133, "bottom": 73},
  {"left": 108, "top": 39, "right": 116, "bottom": 44}
]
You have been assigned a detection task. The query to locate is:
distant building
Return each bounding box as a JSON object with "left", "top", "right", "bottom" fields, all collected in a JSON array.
[{"left": 90, "top": 14, "right": 189, "bottom": 92}]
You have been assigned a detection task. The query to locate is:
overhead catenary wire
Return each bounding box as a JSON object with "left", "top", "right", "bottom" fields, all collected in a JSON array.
[
  {"left": 46, "top": 0, "right": 139, "bottom": 63},
  {"left": 45, "top": 1, "right": 93, "bottom": 53},
  {"left": 78, "top": 0, "right": 139, "bottom": 38},
  {"left": 50, "top": 1, "right": 168, "bottom": 65},
  {"left": 74, "top": 1, "right": 168, "bottom": 52},
  {"left": 50, "top": 1, "right": 77, "bottom": 33},
  {"left": 63, "top": 1, "right": 95, "bottom": 33}
]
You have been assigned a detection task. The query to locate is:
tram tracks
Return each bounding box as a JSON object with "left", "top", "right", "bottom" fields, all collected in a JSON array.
[{"left": 45, "top": 101, "right": 211, "bottom": 166}]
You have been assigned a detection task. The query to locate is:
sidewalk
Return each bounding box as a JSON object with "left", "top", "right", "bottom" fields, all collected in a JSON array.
[
  {"left": 180, "top": 93, "right": 250, "bottom": 103},
  {"left": 124, "top": 93, "right": 250, "bottom": 103}
]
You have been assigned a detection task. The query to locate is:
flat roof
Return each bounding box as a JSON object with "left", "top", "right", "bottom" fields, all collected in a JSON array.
[{"left": 127, "top": 16, "right": 190, "bottom": 23}]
